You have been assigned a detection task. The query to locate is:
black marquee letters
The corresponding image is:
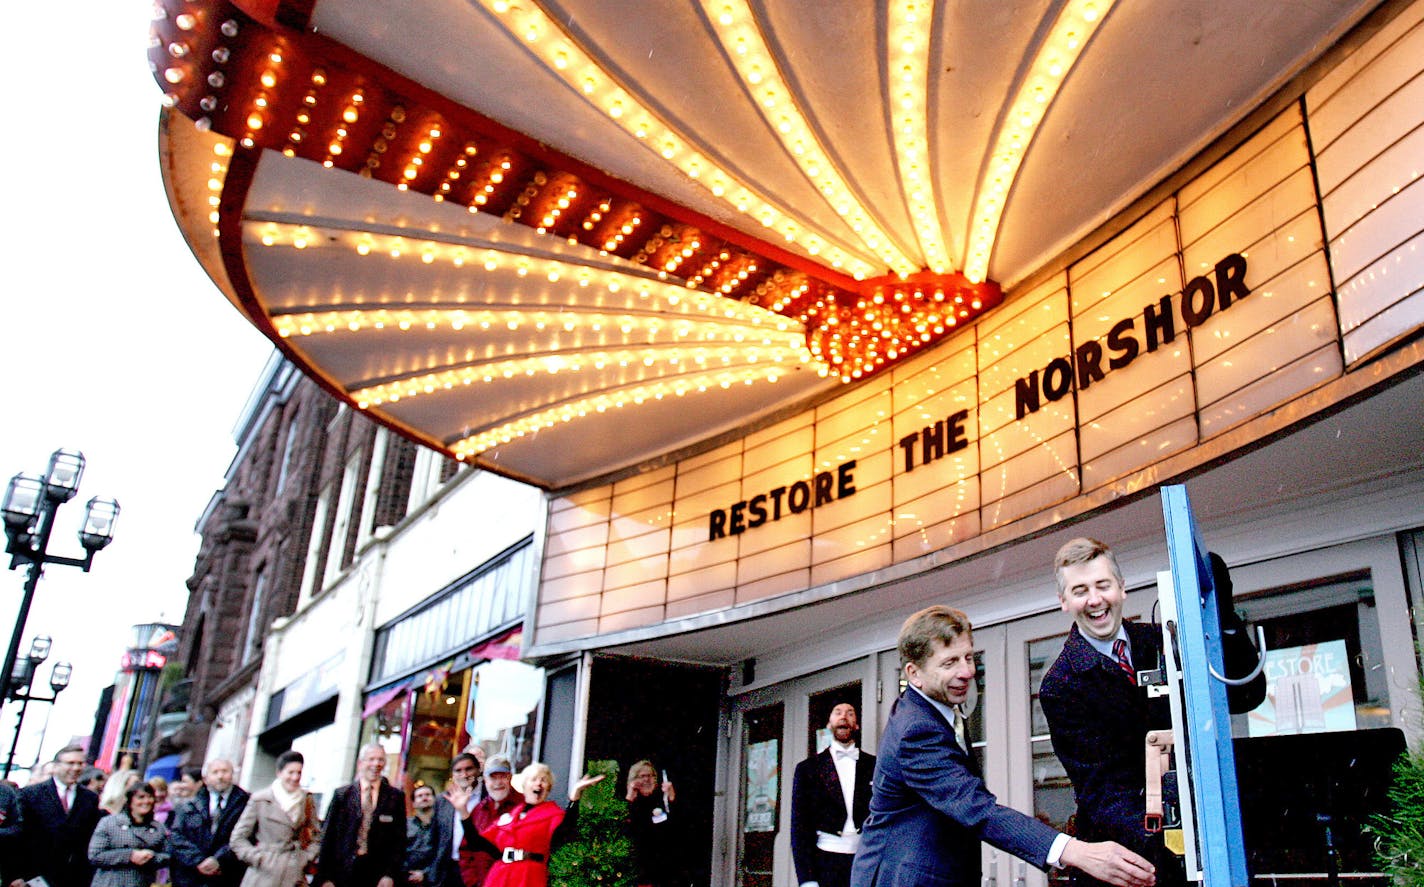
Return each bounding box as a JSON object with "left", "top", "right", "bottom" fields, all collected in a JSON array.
[
  {"left": 1015, "top": 253, "right": 1250, "bottom": 420},
  {"left": 710, "top": 253, "right": 1253, "bottom": 537}
]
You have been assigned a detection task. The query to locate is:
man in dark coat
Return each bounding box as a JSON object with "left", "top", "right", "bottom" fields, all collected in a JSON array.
[
  {"left": 1, "top": 779, "right": 23, "bottom": 886},
  {"left": 13, "top": 744, "right": 103, "bottom": 887},
  {"left": 169, "top": 758, "right": 250, "bottom": 887},
  {"left": 318, "top": 743, "right": 407, "bottom": 887},
  {"left": 1040, "top": 539, "right": 1264, "bottom": 887},
  {"left": 849, "top": 606, "right": 1155, "bottom": 887},
  {"left": 791, "top": 701, "right": 874, "bottom": 887}
]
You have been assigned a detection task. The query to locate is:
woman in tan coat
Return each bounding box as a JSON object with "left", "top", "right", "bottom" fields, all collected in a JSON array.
[{"left": 231, "top": 750, "right": 321, "bottom": 887}]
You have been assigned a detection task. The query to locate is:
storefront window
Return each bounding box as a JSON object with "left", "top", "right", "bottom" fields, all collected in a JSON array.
[
  {"left": 466, "top": 658, "right": 543, "bottom": 767},
  {"left": 363, "top": 656, "right": 545, "bottom": 796},
  {"left": 1232, "top": 573, "right": 1389, "bottom": 737}
]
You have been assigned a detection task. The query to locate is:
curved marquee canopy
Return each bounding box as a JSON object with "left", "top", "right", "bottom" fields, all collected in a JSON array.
[{"left": 148, "top": 0, "right": 1374, "bottom": 489}]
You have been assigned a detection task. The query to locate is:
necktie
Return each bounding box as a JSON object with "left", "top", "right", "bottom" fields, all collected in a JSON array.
[
  {"left": 60, "top": 787, "right": 71, "bottom": 813},
  {"left": 213, "top": 794, "right": 225, "bottom": 831},
  {"left": 357, "top": 783, "right": 375, "bottom": 855},
  {"left": 833, "top": 747, "right": 858, "bottom": 762},
  {"left": 1113, "top": 638, "right": 1135, "bottom": 680}
]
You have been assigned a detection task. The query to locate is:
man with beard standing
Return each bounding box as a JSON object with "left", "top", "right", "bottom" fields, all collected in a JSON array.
[
  {"left": 466, "top": 755, "right": 521, "bottom": 887},
  {"left": 791, "top": 701, "right": 875, "bottom": 887}
]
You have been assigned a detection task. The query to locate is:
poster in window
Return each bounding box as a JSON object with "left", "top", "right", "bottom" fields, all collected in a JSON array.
[
  {"left": 1247, "top": 639, "right": 1357, "bottom": 737},
  {"left": 744, "top": 739, "right": 779, "bottom": 833}
]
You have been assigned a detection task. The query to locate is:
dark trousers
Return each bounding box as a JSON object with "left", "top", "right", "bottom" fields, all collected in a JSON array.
[
  {"left": 350, "top": 856, "right": 392, "bottom": 887},
  {"left": 813, "top": 849, "right": 855, "bottom": 887}
]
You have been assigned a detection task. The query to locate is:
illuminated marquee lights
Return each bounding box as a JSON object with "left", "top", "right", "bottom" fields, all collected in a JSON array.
[
  {"left": 885, "top": 0, "right": 951, "bottom": 274},
  {"left": 353, "top": 343, "right": 807, "bottom": 408},
  {"left": 473, "top": 0, "right": 879, "bottom": 280},
  {"left": 963, "top": 0, "right": 1114, "bottom": 283},
  {"left": 450, "top": 364, "right": 790, "bottom": 457},
  {"left": 252, "top": 222, "right": 803, "bottom": 332},
  {"left": 149, "top": 0, "right": 1015, "bottom": 453},
  {"left": 700, "top": 0, "right": 916, "bottom": 276}
]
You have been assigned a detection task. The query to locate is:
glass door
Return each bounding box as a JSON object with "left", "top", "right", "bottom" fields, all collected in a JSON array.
[{"left": 737, "top": 703, "right": 784, "bottom": 887}]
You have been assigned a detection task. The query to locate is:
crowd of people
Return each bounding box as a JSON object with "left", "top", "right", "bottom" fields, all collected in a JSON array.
[
  {"left": 0, "top": 534, "right": 1204, "bottom": 887},
  {"left": 0, "top": 741, "right": 679, "bottom": 887}
]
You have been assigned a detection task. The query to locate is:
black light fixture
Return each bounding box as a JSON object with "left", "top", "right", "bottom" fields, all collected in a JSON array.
[
  {"left": 2, "top": 634, "right": 70, "bottom": 775},
  {"left": 1, "top": 448, "right": 117, "bottom": 778}
]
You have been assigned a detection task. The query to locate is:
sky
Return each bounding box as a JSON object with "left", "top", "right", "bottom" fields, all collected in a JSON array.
[{"left": 0, "top": 3, "right": 274, "bottom": 775}]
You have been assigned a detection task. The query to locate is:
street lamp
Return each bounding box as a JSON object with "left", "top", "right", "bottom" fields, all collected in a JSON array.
[
  {"left": 4, "top": 635, "right": 73, "bottom": 775},
  {"left": 1, "top": 448, "right": 117, "bottom": 778}
]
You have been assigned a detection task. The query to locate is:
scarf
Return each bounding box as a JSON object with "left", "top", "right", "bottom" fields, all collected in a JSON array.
[{"left": 271, "top": 781, "right": 307, "bottom": 823}]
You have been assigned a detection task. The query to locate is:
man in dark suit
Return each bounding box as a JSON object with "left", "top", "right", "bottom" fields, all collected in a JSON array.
[
  {"left": 13, "top": 744, "right": 103, "bottom": 887},
  {"left": 791, "top": 701, "right": 874, "bottom": 887},
  {"left": 169, "top": 758, "right": 250, "bottom": 887},
  {"left": 1, "top": 778, "right": 23, "bottom": 887},
  {"left": 1040, "top": 539, "right": 1263, "bottom": 887},
  {"left": 850, "top": 606, "right": 1156, "bottom": 887},
  {"left": 318, "top": 743, "right": 407, "bottom": 887}
]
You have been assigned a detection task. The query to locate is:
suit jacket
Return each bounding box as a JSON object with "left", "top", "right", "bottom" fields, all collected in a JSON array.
[
  {"left": 169, "top": 785, "right": 252, "bottom": 887},
  {"left": 849, "top": 689, "right": 1058, "bottom": 887},
  {"left": 791, "top": 746, "right": 875, "bottom": 882},
  {"left": 315, "top": 778, "right": 406, "bottom": 885},
  {"left": 15, "top": 779, "right": 103, "bottom": 887},
  {"left": 1039, "top": 622, "right": 1179, "bottom": 887},
  {"left": 0, "top": 781, "right": 23, "bottom": 884}
]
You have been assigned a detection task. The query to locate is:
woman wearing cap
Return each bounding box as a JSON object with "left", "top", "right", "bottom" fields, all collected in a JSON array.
[{"left": 479, "top": 763, "right": 603, "bottom": 887}]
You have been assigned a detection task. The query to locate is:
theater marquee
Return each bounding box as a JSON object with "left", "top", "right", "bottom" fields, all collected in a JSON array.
[{"left": 536, "top": 56, "right": 1424, "bottom": 644}]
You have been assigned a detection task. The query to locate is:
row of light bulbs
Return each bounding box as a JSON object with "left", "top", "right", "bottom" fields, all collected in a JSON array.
[
  {"left": 352, "top": 343, "right": 809, "bottom": 408},
  {"left": 473, "top": 0, "right": 879, "bottom": 280},
  {"left": 886, "top": 1, "right": 952, "bottom": 274},
  {"left": 700, "top": 0, "right": 917, "bottom": 276},
  {"left": 963, "top": 0, "right": 1113, "bottom": 283},
  {"left": 450, "top": 364, "right": 789, "bottom": 457},
  {"left": 252, "top": 222, "right": 804, "bottom": 335}
]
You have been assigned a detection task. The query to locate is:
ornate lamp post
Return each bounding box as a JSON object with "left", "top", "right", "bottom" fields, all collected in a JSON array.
[
  {"left": 1, "top": 448, "right": 117, "bottom": 777},
  {"left": 4, "top": 635, "right": 72, "bottom": 775}
]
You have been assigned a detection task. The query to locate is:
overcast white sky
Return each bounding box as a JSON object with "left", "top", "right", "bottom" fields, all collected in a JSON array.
[{"left": 0, "top": 3, "right": 274, "bottom": 774}]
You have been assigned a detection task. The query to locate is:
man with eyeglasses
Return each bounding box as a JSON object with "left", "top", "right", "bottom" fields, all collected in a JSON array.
[{"left": 13, "top": 745, "right": 102, "bottom": 887}]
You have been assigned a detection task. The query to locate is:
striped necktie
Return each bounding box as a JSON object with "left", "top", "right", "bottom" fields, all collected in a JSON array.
[{"left": 1113, "top": 638, "right": 1135, "bottom": 680}]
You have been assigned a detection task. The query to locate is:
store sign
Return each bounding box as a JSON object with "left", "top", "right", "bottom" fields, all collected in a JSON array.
[{"left": 707, "top": 255, "right": 1248, "bottom": 541}]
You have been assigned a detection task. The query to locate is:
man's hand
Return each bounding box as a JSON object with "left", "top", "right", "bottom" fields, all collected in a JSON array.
[
  {"left": 409, "top": 872, "right": 425, "bottom": 884},
  {"left": 12, "top": 879, "right": 30, "bottom": 887},
  {"left": 377, "top": 877, "right": 396, "bottom": 887},
  {"left": 1060, "top": 839, "right": 1155, "bottom": 887},
  {"left": 131, "top": 849, "right": 156, "bottom": 865},
  {"left": 197, "top": 857, "right": 222, "bottom": 876}
]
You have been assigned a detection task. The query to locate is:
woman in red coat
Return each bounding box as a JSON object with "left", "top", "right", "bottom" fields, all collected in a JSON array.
[{"left": 480, "top": 763, "right": 605, "bottom": 887}]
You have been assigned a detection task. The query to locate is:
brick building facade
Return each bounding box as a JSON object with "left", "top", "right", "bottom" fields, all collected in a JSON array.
[{"left": 162, "top": 356, "right": 432, "bottom": 770}]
